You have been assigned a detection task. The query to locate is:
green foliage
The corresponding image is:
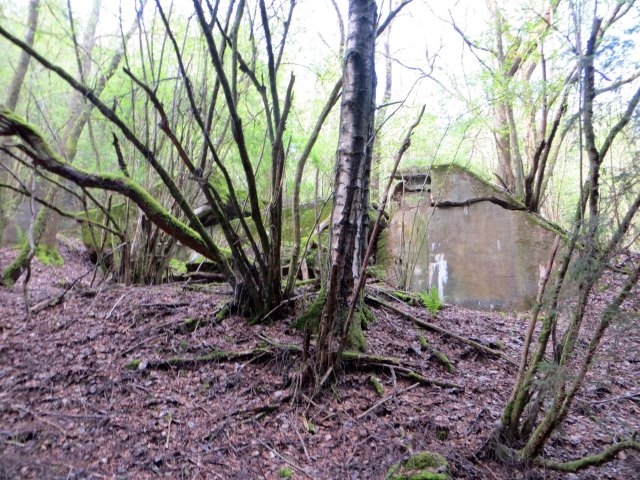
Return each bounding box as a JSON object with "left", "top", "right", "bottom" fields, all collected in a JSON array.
[
  {"left": 278, "top": 467, "right": 293, "bottom": 479},
  {"left": 169, "top": 258, "right": 187, "bottom": 274},
  {"left": 35, "top": 244, "right": 64, "bottom": 266},
  {"left": 436, "top": 428, "right": 449, "bottom": 442},
  {"left": 420, "top": 287, "right": 442, "bottom": 316},
  {"left": 366, "top": 264, "right": 387, "bottom": 281},
  {"left": 126, "top": 359, "right": 141, "bottom": 370},
  {"left": 303, "top": 417, "right": 315, "bottom": 434}
]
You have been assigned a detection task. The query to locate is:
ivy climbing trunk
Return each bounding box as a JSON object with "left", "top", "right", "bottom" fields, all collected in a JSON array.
[{"left": 316, "top": 0, "right": 377, "bottom": 374}]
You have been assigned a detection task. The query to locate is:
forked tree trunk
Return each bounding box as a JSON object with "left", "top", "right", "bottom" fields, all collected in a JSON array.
[
  {"left": 0, "top": 0, "right": 40, "bottom": 244},
  {"left": 316, "top": 0, "right": 377, "bottom": 372},
  {"left": 2, "top": 0, "right": 102, "bottom": 285}
]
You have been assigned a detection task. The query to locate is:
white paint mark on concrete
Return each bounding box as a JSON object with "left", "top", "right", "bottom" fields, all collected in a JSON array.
[
  {"left": 463, "top": 206, "right": 469, "bottom": 215},
  {"left": 497, "top": 240, "right": 501, "bottom": 251},
  {"left": 538, "top": 264, "right": 547, "bottom": 289},
  {"left": 428, "top": 253, "right": 448, "bottom": 300}
]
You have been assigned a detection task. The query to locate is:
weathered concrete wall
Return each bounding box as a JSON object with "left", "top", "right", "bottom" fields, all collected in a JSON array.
[{"left": 383, "top": 164, "right": 562, "bottom": 311}]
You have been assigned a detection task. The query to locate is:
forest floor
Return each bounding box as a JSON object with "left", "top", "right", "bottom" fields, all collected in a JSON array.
[{"left": 0, "top": 239, "right": 638, "bottom": 480}]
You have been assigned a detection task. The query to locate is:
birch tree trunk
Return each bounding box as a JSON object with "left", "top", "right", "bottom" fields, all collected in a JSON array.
[{"left": 316, "top": 0, "right": 377, "bottom": 372}]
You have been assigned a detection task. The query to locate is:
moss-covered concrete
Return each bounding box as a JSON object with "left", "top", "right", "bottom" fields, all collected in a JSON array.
[
  {"left": 381, "top": 163, "right": 566, "bottom": 311},
  {"left": 78, "top": 202, "right": 128, "bottom": 250}
]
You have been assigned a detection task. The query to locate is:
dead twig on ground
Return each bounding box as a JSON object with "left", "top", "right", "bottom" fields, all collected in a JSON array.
[
  {"left": 135, "top": 338, "right": 462, "bottom": 389},
  {"left": 106, "top": 292, "right": 129, "bottom": 319},
  {"left": 29, "top": 266, "right": 95, "bottom": 314},
  {"left": 357, "top": 382, "right": 420, "bottom": 419},
  {"left": 583, "top": 390, "right": 640, "bottom": 405},
  {"left": 257, "top": 439, "right": 313, "bottom": 479}
]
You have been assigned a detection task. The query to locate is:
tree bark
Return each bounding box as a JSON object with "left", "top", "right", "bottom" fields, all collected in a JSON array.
[
  {"left": 316, "top": 0, "right": 377, "bottom": 372},
  {"left": 5, "top": 0, "right": 40, "bottom": 110}
]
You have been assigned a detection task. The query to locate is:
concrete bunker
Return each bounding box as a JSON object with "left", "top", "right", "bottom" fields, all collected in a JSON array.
[{"left": 380, "top": 164, "right": 563, "bottom": 311}]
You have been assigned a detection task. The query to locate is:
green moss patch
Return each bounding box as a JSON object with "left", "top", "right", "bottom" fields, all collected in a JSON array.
[
  {"left": 370, "top": 375, "right": 385, "bottom": 397},
  {"left": 430, "top": 351, "right": 454, "bottom": 374},
  {"left": 386, "top": 451, "right": 451, "bottom": 480},
  {"left": 293, "top": 289, "right": 326, "bottom": 331},
  {"left": 35, "top": 244, "right": 64, "bottom": 266},
  {"left": 126, "top": 359, "right": 141, "bottom": 370}
]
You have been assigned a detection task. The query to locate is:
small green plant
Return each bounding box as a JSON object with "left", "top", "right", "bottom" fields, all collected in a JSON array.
[
  {"left": 303, "top": 417, "right": 316, "bottom": 434},
  {"left": 420, "top": 287, "right": 442, "bottom": 316},
  {"left": 279, "top": 466, "right": 293, "bottom": 478},
  {"left": 126, "top": 359, "right": 141, "bottom": 370}
]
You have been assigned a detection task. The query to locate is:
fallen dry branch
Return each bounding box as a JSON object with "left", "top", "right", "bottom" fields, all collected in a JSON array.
[
  {"left": 259, "top": 336, "right": 463, "bottom": 389},
  {"left": 584, "top": 390, "right": 640, "bottom": 405},
  {"left": 357, "top": 382, "right": 420, "bottom": 419},
  {"left": 29, "top": 266, "right": 94, "bottom": 314},
  {"left": 367, "top": 294, "right": 517, "bottom": 366},
  {"left": 129, "top": 347, "right": 271, "bottom": 370}
]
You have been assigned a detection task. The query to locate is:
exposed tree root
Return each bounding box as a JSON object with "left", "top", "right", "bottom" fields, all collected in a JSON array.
[
  {"left": 128, "top": 338, "right": 463, "bottom": 390},
  {"left": 533, "top": 438, "right": 640, "bottom": 473},
  {"left": 481, "top": 437, "right": 640, "bottom": 474},
  {"left": 128, "top": 347, "right": 272, "bottom": 370},
  {"left": 367, "top": 294, "right": 517, "bottom": 366}
]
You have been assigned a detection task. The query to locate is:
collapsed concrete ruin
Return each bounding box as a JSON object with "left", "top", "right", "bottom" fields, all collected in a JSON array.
[
  {"left": 379, "top": 164, "right": 563, "bottom": 311},
  {"left": 2, "top": 161, "right": 565, "bottom": 312}
]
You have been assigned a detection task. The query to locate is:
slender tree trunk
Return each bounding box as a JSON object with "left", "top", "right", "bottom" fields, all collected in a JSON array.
[
  {"left": 494, "top": 104, "right": 516, "bottom": 192},
  {"left": 316, "top": 0, "right": 377, "bottom": 373},
  {"left": 371, "top": 0, "right": 394, "bottom": 199},
  {"left": 5, "top": 0, "right": 40, "bottom": 111}
]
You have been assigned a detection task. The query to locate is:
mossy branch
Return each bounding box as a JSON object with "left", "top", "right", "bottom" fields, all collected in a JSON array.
[
  {"left": 0, "top": 109, "right": 231, "bottom": 276},
  {"left": 533, "top": 439, "right": 640, "bottom": 473}
]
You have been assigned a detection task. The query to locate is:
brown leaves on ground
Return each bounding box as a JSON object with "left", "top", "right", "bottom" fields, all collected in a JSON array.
[{"left": 0, "top": 242, "right": 638, "bottom": 479}]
